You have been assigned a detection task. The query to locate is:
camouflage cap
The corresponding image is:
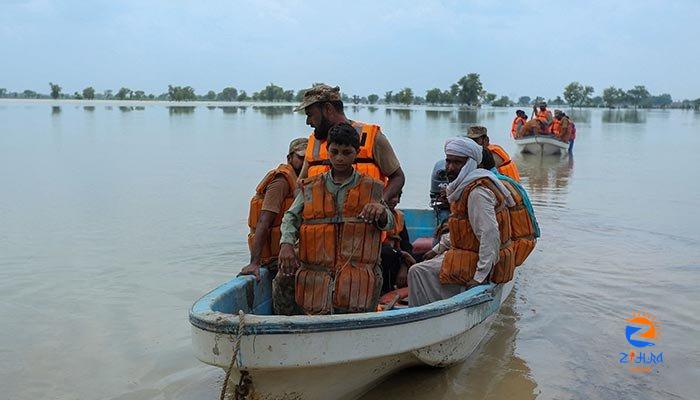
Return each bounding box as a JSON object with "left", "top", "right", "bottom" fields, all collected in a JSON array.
[
  {"left": 294, "top": 84, "right": 342, "bottom": 112},
  {"left": 466, "top": 125, "right": 488, "bottom": 139},
  {"left": 288, "top": 137, "right": 308, "bottom": 157},
  {"left": 554, "top": 109, "right": 563, "bottom": 116}
]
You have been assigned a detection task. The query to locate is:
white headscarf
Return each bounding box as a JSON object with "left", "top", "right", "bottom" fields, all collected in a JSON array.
[{"left": 444, "top": 137, "right": 515, "bottom": 206}]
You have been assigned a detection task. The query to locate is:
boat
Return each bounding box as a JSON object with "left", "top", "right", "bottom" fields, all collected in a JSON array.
[
  {"left": 515, "top": 134, "right": 568, "bottom": 155},
  {"left": 189, "top": 208, "right": 516, "bottom": 400}
]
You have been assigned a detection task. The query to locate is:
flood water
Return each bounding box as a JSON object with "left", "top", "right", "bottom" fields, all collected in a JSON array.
[{"left": 1, "top": 101, "right": 698, "bottom": 400}]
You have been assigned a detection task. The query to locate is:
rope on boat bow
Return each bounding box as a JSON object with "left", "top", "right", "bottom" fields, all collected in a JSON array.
[{"left": 219, "top": 310, "right": 252, "bottom": 400}]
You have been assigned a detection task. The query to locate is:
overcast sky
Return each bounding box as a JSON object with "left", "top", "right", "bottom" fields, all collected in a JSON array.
[{"left": 1, "top": 0, "right": 699, "bottom": 100}]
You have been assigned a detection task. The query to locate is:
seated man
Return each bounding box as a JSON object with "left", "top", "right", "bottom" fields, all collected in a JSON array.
[
  {"left": 239, "top": 137, "right": 307, "bottom": 282},
  {"left": 278, "top": 123, "right": 394, "bottom": 315},
  {"left": 511, "top": 110, "right": 528, "bottom": 138},
  {"left": 408, "top": 137, "right": 515, "bottom": 307},
  {"left": 467, "top": 125, "right": 521, "bottom": 182},
  {"left": 380, "top": 191, "right": 416, "bottom": 292}
]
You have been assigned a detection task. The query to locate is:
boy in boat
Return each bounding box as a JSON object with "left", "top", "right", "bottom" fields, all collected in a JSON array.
[
  {"left": 380, "top": 191, "right": 416, "bottom": 293},
  {"left": 467, "top": 126, "right": 521, "bottom": 182},
  {"left": 407, "top": 137, "right": 516, "bottom": 307},
  {"left": 277, "top": 122, "right": 394, "bottom": 315},
  {"left": 239, "top": 138, "right": 307, "bottom": 281}
]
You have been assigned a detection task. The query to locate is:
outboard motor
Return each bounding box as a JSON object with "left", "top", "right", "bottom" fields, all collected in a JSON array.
[{"left": 429, "top": 159, "right": 450, "bottom": 226}]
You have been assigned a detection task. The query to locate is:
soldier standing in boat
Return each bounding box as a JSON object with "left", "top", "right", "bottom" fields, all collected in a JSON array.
[
  {"left": 294, "top": 84, "right": 405, "bottom": 203},
  {"left": 238, "top": 138, "right": 307, "bottom": 280},
  {"left": 277, "top": 123, "right": 395, "bottom": 315}
]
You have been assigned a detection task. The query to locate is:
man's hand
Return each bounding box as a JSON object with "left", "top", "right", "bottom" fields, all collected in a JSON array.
[
  {"left": 396, "top": 264, "right": 409, "bottom": 288},
  {"left": 278, "top": 243, "right": 299, "bottom": 276},
  {"left": 358, "top": 203, "right": 387, "bottom": 225},
  {"left": 401, "top": 251, "right": 416, "bottom": 266},
  {"left": 238, "top": 262, "right": 261, "bottom": 281},
  {"left": 422, "top": 249, "right": 437, "bottom": 260}
]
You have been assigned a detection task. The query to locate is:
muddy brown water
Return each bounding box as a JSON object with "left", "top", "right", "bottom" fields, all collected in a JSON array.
[{"left": 1, "top": 101, "right": 698, "bottom": 399}]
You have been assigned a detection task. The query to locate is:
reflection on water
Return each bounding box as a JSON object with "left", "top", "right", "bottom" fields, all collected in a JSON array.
[
  {"left": 368, "top": 106, "right": 378, "bottom": 113},
  {"left": 168, "top": 106, "right": 196, "bottom": 115},
  {"left": 386, "top": 108, "right": 412, "bottom": 120},
  {"left": 51, "top": 106, "right": 61, "bottom": 115},
  {"left": 514, "top": 153, "right": 574, "bottom": 201},
  {"left": 135, "top": 106, "right": 145, "bottom": 111},
  {"left": 456, "top": 110, "right": 478, "bottom": 124},
  {"left": 602, "top": 109, "right": 646, "bottom": 123},
  {"left": 362, "top": 294, "right": 537, "bottom": 400},
  {"left": 252, "top": 105, "right": 293, "bottom": 117},
  {"left": 219, "top": 106, "right": 239, "bottom": 114},
  {"left": 206, "top": 106, "right": 216, "bottom": 110},
  {"left": 567, "top": 109, "right": 591, "bottom": 123},
  {"left": 119, "top": 106, "right": 133, "bottom": 112},
  {"left": 425, "top": 109, "right": 453, "bottom": 120},
  {"left": 83, "top": 106, "right": 95, "bottom": 112}
]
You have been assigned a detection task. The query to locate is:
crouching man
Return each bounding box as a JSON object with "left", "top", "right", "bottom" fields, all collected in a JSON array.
[
  {"left": 408, "top": 137, "right": 516, "bottom": 307},
  {"left": 277, "top": 123, "right": 394, "bottom": 314}
]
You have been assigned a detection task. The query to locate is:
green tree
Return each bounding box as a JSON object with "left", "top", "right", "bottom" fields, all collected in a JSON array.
[
  {"left": 218, "top": 87, "right": 238, "bottom": 102},
  {"left": 590, "top": 96, "right": 604, "bottom": 108},
  {"left": 49, "top": 82, "right": 61, "bottom": 99},
  {"left": 0, "top": 88, "right": 6, "bottom": 97},
  {"left": 582, "top": 85, "right": 594, "bottom": 106},
  {"left": 82, "top": 87, "right": 95, "bottom": 100},
  {"left": 132, "top": 90, "right": 146, "bottom": 100},
  {"left": 103, "top": 89, "right": 113, "bottom": 100},
  {"left": 627, "top": 85, "right": 650, "bottom": 108},
  {"left": 492, "top": 96, "right": 512, "bottom": 107},
  {"left": 602, "top": 86, "right": 625, "bottom": 108},
  {"left": 563, "top": 82, "right": 584, "bottom": 107},
  {"left": 482, "top": 92, "right": 497, "bottom": 105},
  {"left": 167, "top": 85, "right": 196, "bottom": 101},
  {"left": 204, "top": 90, "right": 217, "bottom": 101},
  {"left": 295, "top": 90, "right": 306, "bottom": 102},
  {"left": 396, "top": 87, "right": 414, "bottom": 105},
  {"left": 532, "top": 96, "right": 545, "bottom": 105},
  {"left": 73, "top": 91, "right": 82, "bottom": 99},
  {"left": 367, "top": 94, "right": 379, "bottom": 104},
  {"left": 450, "top": 83, "right": 459, "bottom": 101},
  {"left": 351, "top": 95, "right": 361, "bottom": 105},
  {"left": 456, "top": 73, "right": 483, "bottom": 105},
  {"left": 517, "top": 96, "right": 531, "bottom": 106},
  {"left": 237, "top": 91, "right": 249, "bottom": 101},
  {"left": 550, "top": 96, "right": 565, "bottom": 105},
  {"left": 648, "top": 94, "right": 672, "bottom": 108},
  {"left": 425, "top": 88, "right": 442, "bottom": 105},
  {"left": 384, "top": 91, "right": 393, "bottom": 104},
  {"left": 22, "top": 90, "right": 38, "bottom": 99},
  {"left": 440, "top": 90, "right": 453, "bottom": 104},
  {"left": 116, "top": 87, "right": 132, "bottom": 100}
]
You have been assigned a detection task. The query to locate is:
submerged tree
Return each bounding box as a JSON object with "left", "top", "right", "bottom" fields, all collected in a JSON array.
[
  {"left": 82, "top": 87, "right": 95, "bottom": 100},
  {"left": 49, "top": 82, "right": 61, "bottom": 99},
  {"left": 456, "top": 73, "right": 483, "bottom": 106},
  {"left": 367, "top": 94, "right": 379, "bottom": 104}
]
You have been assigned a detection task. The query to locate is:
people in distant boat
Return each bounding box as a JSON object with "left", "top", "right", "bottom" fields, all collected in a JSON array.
[
  {"left": 511, "top": 109, "right": 528, "bottom": 138},
  {"left": 552, "top": 110, "right": 576, "bottom": 152},
  {"left": 532, "top": 101, "right": 553, "bottom": 133},
  {"left": 467, "top": 125, "right": 521, "bottom": 182},
  {"left": 277, "top": 123, "right": 394, "bottom": 315},
  {"left": 407, "top": 138, "right": 518, "bottom": 307},
  {"left": 239, "top": 138, "right": 308, "bottom": 282},
  {"left": 380, "top": 191, "right": 416, "bottom": 293},
  {"left": 295, "top": 84, "right": 405, "bottom": 203}
]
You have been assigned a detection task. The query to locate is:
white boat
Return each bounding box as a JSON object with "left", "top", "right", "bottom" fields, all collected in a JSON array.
[
  {"left": 515, "top": 135, "right": 569, "bottom": 155},
  {"left": 189, "top": 209, "right": 516, "bottom": 400}
]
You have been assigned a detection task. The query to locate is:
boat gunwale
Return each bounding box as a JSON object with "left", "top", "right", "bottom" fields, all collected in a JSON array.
[
  {"left": 189, "top": 279, "right": 496, "bottom": 335},
  {"left": 514, "top": 135, "right": 568, "bottom": 148}
]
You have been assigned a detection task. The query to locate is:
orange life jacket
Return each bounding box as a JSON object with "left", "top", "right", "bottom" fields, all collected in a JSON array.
[
  {"left": 498, "top": 179, "right": 537, "bottom": 267},
  {"left": 296, "top": 173, "right": 385, "bottom": 314},
  {"left": 247, "top": 164, "right": 297, "bottom": 265},
  {"left": 536, "top": 109, "right": 553, "bottom": 133},
  {"left": 305, "top": 121, "right": 386, "bottom": 183},
  {"left": 439, "top": 178, "right": 516, "bottom": 285},
  {"left": 551, "top": 117, "right": 562, "bottom": 135},
  {"left": 383, "top": 209, "right": 405, "bottom": 247},
  {"left": 511, "top": 116, "right": 527, "bottom": 138},
  {"left": 488, "top": 144, "right": 521, "bottom": 182}
]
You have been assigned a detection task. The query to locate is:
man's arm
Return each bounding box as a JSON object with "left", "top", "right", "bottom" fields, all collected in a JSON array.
[
  {"left": 297, "top": 159, "right": 309, "bottom": 183},
  {"left": 278, "top": 191, "right": 305, "bottom": 275},
  {"left": 467, "top": 187, "right": 500, "bottom": 283},
  {"left": 239, "top": 211, "right": 277, "bottom": 280},
  {"left": 383, "top": 167, "right": 405, "bottom": 203}
]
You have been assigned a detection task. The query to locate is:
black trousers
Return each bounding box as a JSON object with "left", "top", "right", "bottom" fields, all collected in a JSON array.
[{"left": 380, "top": 244, "right": 403, "bottom": 293}]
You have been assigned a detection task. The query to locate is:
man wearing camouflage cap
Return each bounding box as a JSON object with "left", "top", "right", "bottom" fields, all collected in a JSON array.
[
  {"left": 467, "top": 126, "right": 521, "bottom": 182},
  {"left": 295, "top": 84, "right": 405, "bottom": 203},
  {"left": 239, "top": 137, "right": 308, "bottom": 282}
]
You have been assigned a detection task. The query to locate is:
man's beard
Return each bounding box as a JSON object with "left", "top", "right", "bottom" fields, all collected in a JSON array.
[{"left": 313, "top": 115, "right": 332, "bottom": 140}]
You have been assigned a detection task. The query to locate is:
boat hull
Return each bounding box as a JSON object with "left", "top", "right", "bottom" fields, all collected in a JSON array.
[
  {"left": 191, "top": 278, "right": 514, "bottom": 400},
  {"left": 515, "top": 135, "right": 568, "bottom": 155}
]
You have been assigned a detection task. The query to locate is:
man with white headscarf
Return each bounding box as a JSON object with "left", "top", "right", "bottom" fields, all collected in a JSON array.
[{"left": 408, "top": 137, "right": 515, "bottom": 307}]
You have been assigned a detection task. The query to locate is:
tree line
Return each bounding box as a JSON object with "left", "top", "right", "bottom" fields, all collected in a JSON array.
[{"left": 0, "top": 78, "right": 698, "bottom": 110}]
